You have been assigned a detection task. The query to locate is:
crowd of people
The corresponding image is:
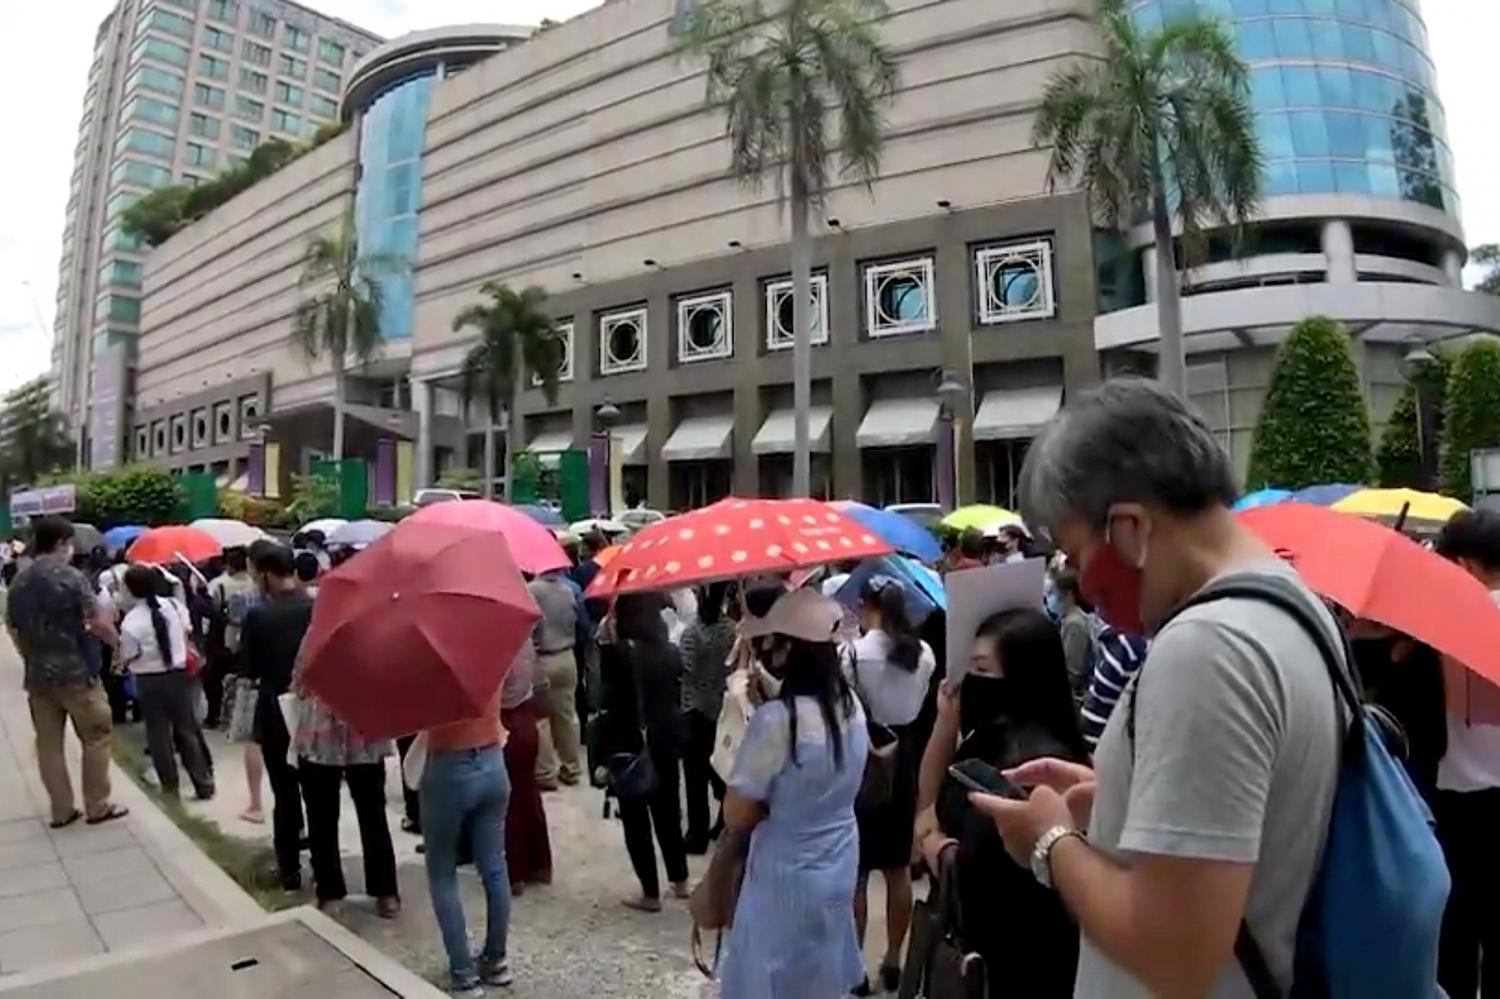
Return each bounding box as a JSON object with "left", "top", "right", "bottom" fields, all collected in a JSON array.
[{"left": 2, "top": 375, "right": 1497, "bottom": 997}]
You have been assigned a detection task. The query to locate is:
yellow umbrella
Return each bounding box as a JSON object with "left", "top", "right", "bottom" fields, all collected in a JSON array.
[
  {"left": 1330, "top": 488, "right": 1468, "bottom": 526},
  {"left": 940, "top": 504, "right": 1024, "bottom": 535}
]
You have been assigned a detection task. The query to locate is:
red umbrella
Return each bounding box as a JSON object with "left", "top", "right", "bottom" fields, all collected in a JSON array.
[
  {"left": 406, "top": 500, "right": 570, "bottom": 575},
  {"left": 587, "top": 497, "right": 894, "bottom": 597},
  {"left": 126, "top": 525, "right": 223, "bottom": 564},
  {"left": 298, "top": 520, "right": 541, "bottom": 741},
  {"left": 1239, "top": 502, "right": 1500, "bottom": 689}
]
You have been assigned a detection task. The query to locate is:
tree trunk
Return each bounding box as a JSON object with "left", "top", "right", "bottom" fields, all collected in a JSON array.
[
  {"left": 483, "top": 407, "right": 497, "bottom": 501},
  {"left": 332, "top": 361, "right": 347, "bottom": 461},
  {"left": 503, "top": 358, "right": 524, "bottom": 503},
  {"left": 1151, "top": 170, "right": 1187, "bottom": 400},
  {"left": 790, "top": 169, "right": 813, "bottom": 498}
]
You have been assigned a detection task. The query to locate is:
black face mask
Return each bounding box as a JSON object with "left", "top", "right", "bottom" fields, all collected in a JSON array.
[
  {"left": 1350, "top": 636, "right": 1399, "bottom": 689},
  {"left": 960, "top": 674, "right": 1009, "bottom": 735}
]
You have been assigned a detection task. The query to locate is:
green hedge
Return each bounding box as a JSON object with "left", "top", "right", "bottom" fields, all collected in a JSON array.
[
  {"left": 1440, "top": 339, "right": 1500, "bottom": 501},
  {"left": 1247, "top": 316, "right": 1374, "bottom": 489},
  {"left": 43, "top": 466, "right": 185, "bottom": 529},
  {"left": 1376, "top": 354, "right": 1448, "bottom": 488}
]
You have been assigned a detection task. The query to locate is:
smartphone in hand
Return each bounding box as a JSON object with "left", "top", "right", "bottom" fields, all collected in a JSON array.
[{"left": 948, "top": 758, "right": 1028, "bottom": 801}]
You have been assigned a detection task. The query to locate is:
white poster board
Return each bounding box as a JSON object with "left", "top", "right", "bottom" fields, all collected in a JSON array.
[{"left": 944, "top": 558, "right": 1047, "bottom": 684}]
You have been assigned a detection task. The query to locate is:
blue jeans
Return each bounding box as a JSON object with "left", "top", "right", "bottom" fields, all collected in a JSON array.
[{"left": 420, "top": 745, "right": 512, "bottom": 985}]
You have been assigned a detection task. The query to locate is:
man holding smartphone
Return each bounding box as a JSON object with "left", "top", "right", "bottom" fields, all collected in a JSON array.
[{"left": 969, "top": 379, "right": 1343, "bottom": 998}]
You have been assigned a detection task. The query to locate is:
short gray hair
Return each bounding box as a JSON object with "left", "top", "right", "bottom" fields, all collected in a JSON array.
[{"left": 1019, "top": 377, "right": 1237, "bottom": 534}]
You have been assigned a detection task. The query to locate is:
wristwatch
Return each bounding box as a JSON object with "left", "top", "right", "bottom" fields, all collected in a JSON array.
[{"left": 1031, "top": 825, "right": 1083, "bottom": 888}]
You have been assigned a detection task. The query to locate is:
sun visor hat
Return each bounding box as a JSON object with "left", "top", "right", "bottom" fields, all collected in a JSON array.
[{"left": 742, "top": 587, "right": 844, "bottom": 644}]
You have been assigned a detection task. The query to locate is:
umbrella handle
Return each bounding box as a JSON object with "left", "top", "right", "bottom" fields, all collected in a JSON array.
[
  {"left": 1393, "top": 501, "right": 1411, "bottom": 535},
  {"left": 174, "top": 552, "right": 209, "bottom": 588}
]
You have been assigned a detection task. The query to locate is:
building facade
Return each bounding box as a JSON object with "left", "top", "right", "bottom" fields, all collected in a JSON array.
[
  {"left": 51, "top": 0, "right": 382, "bottom": 470},
  {"left": 130, "top": 0, "right": 1500, "bottom": 508}
]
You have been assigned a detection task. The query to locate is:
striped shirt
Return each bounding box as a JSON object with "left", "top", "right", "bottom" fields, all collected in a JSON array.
[{"left": 1079, "top": 624, "right": 1149, "bottom": 750}]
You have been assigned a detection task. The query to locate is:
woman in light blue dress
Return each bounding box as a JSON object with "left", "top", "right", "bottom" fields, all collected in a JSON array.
[{"left": 719, "top": 589, "right": 869, "bottom": 999}]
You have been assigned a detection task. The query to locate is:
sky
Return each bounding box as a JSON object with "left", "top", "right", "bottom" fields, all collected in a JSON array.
[{"left": 0, "top": 0, "right": 1495, "bottom": 397}]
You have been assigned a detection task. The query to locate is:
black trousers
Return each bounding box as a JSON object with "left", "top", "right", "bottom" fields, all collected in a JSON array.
[
  {"left": 682, "top": 710, "right": 724, "bottom": 846},
  {"left": 299, "top": 759, "right": 399, "bottom": 902},
  {"left": 395, "top": 735, "right": 421, "bottom": 830},
  {"left": 1437, "top": 788, "right": 1500, "bottom": 999},
  {"left": 618, "top": 744, "right": 688, "bottom": 899},
  {"left": 136, "top": 672, "right": 214, "bottom": 797},
  {"left": 259, "top": 720, "right": 305, "bottom": 886},
  {"left": 201, "top": 655, "right": 228, "bottom": 727}
]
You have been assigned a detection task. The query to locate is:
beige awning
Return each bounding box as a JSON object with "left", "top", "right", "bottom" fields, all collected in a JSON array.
[
  {"left": 753, "top": 406, "right": 832, "bottom": 455},
  {"left": 527, "top": 430, "right": 574, "bottom": 470},
  {"left": 663, "top": 415, "right": 734, "bottom": 462},
  {"left": 857, "top": 398, "right": 940, "bottom": 448},
  {"left": 973, "top": 385, "right": 1063, "bottom": 441},
  {"left": 613, "top": 423, "right": 648, "bottom": 466}
]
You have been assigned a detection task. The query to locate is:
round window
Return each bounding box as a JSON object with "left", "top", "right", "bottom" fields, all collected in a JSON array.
[
  {"left": 991, "top": 258, "right": 1041, "bottom": 311},
  {"left": 607, "top": 319, "right": 641, "bottom": 366},
  {"left": 685, "top": 304, "right": 724, "bottom": 352},
  {"left": 876, "top": 273, "right": 926, "bottom": 325}
]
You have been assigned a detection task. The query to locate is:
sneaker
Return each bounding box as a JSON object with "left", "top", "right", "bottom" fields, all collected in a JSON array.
[
  {"left": 479, "top": 959, "right": 513, "bottom": 988},
  {"left": 880, "top": 964, "right": 901, "bottom": 993},
  {"left": 448, "top": 979, "right": 483, "bottom": 998}
]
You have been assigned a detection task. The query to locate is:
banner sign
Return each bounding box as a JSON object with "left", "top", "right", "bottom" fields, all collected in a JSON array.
[{"left": 9, "top": 484, "right": 78, "bottom": 518}]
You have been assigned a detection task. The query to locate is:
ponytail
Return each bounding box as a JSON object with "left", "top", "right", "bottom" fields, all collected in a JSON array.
[
  {"left": 124, "top": 564, "right": 177, "bottom": 667},
  {"left": 876, "top": 583, "right": 922, "bottom": 673}
]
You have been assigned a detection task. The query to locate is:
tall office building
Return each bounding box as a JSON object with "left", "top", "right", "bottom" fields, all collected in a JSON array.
[{"left": 52, "top": 0, "right": 381, "bottom": 468}]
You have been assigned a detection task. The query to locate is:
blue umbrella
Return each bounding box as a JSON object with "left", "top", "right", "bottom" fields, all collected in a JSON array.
[
  {"left": 832, "top": 501, "right": 942, "bottom": 563},
  {"left": 835, "top": 555, "right": 947, "bottom": 623},
  {"left": 1233, "top": 488, "right": 1291, "bottom": 511},
  {"left": 1291, "top": 483, "right": 1362, "bottom": 507},
  {"left": 513, "top": 503, "right": 565, "bottom": 528},
  {"left": 102, "top": 525, "right": 146, "bottom": 553}
]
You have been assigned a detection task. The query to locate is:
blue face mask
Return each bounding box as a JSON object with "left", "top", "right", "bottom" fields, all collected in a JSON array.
[{"left": 1043, "top": 589, "right": 1062, "bottom": 621}]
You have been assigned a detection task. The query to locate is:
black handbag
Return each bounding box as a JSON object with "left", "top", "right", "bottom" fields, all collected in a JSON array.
[
  {"left": 603, "top": 640, "right": 659, "bottom": 802},
  {"left": 850, "top": 660, "right": 900, "bottom": 811},
  {"left": 899, "top": 847, "right": 988, "bottom": 999}
]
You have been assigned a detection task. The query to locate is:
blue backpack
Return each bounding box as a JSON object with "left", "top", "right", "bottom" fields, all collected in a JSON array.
[{"left": 1131, "top": 574, "right": 1450, "bottom": 998}]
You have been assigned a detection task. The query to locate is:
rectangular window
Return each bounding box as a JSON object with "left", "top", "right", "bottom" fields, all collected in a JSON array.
[
  {"left": 95, "top": 296, "right": 142, "bottom": 324},
  {"left": 131, "top": 36, "right": 190, "bottom": 67},
  {"left": 274, "top": 80, "right": 303, "bottom": 105},
  {"left": 101, "top": 260, "right": 145, "bottom": 288},
  {"left": 270, "top": 108, "right": 301, "bottom": 134},
  {"left": 312, "top": 67, "right": 341, "bottom": 93},
  {"left": 230, "top": 124, "right": 259, "bottom": 149},
  {"left": 308, "top": 94, "right": 338, "bottom": 118},
  {"left": 202, "top": 26, "right": 233, "bottom": 52},
  {"left": 106, "top": 225, "right": 145, "bottom": 252},
  {"left": 317, "top": 38, "right": 345, "bottom": 65},
  {"left": 194, "top": 82, "right": 226, "bottom": 109},
  {"left": 285, "top": 25, "right": 310, "bottom": 52},
  {"left": 207, "top": 0, "right": 238, "bottom": 23},
  {"left": 241, "top": 39, "right": 270, "bottom": 65},
  {"left": 123, "top": 94, "right": 180, "bottom": 128},
  {"left": 111, "top": 158, "right": 174, "bottom": 190},
  {"left": 116, "top": 126, "right": 176, "bottom": 158},
  {"left": 249, "top": 10, "right": 274, "bottom": 39},
  {"left": 233, "top": 95, "right": 263, "bottom": 121},
  {"left": 189, "top": 111, "right": 220, "bottom": 138},
  {"left": 185, "top": 142, "right": 216, "bottom": 167},
  {"left": 198, "top": 53, "right": 230, "bottom": 80},
  {"left": 126, "top": 65, "right": 186, "bottom": 97},
  {"left": 277, "top": 53, "right": 306, "bottom": 78},
  {"left": 227, "top": 153, "right": 248, "bottom": 169},
  {"left": 238, "top": 67, "right": 266, "bottom": 92},
  {"left": 141, "top": 8, "right": 195, "bottom": 40}
]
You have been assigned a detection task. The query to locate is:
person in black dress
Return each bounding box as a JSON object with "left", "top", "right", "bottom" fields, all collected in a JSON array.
[{"left": 912, "top": 607, "right": 1088, "bottom": 997}]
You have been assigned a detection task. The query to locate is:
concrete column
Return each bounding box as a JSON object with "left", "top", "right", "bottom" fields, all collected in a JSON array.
[
  {"left": 1321, "top": 219, "right": 1357, "bottom": 284},
  {"left": 1442, "top": 248, "right": 1465, "bottom": 287},
  {"left": 731, "top": 384, "right": 760, "bottom": 497},
  {"left": 1142, "top": 245, "right": 1158, "bottom": 303},
  {"left": 414, "top": 378, "right": 434, "bottom": 489}
]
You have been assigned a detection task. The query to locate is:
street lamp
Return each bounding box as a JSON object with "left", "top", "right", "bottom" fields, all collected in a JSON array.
[
  {"left": 1400, "top": 343, "right": 1440, "bottom": 489},
  {"left": 595, "top": 397, "right": 621, "bottom": 517},
  {"left": 935, "top": 369, "right": 967, "bottom": 511}
]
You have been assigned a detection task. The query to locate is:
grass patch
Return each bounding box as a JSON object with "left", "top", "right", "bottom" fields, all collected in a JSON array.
[{"left": 112, "top": 731, "right": 300, "bottom": 911}]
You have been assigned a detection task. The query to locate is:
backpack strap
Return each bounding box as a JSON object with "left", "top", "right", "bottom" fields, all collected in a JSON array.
[{"left": 1126, "top": 571, "right": 1360, "bottom": 999}]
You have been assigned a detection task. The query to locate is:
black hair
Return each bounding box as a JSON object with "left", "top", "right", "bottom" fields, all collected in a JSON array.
[
  {"left": 862, "top": 579, "right": 922, "bottom": 672},
  {"left": 775, "top": 637, "right": 856, "bottom": 771},
  {"left": 959, "top": 528, "right": 985, "bottom": 559},
  {"left": 293, "top": 551, "right": 320, "bottom": 583},
  {"left": 581, "top": 531, "right": 607, "bottom": 555},
  {"left": 1, "top": 562, "right": 17, "bottom": 587},
  {"left": 973, "top": 607, "right": 1088, "bottom": 760},
  {"left": 251, "top": 542, "right": 296, "bottom": 578},
  {"left": 698, "top": 581, "right": 731, "bottom": 627},
  {"left": 742, "top": 581, "right": 784, "bottom": 618},
  {"left": 1052, "top": 567, "right": 1083, "bottom": 603},
  {"left": 125, "top": 565, "right": 175, "bottom": 667},
  {"left": 302, "top": 530, "right": 326, "bottom": 549},
  {"left": 616, "top": 592, "right": 668, "bottom": 643},
  {"left": 223, "top": 547, "right": 249, "bottom": 573},
  {"left": 1436, "top": 509, "right": 1500, "bottom": 575},
  {"left": 30, "top": 517, "right": 74, "bottom": 555}
]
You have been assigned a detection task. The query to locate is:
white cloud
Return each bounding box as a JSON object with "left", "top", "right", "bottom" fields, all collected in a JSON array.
[{"left": 0, "top": 0, "right": 1494, "bottom": 399}]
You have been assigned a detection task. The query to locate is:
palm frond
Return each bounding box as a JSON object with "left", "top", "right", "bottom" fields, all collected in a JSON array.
[{"left": 290, "top": 296, "right": 326, "bottom": 361}]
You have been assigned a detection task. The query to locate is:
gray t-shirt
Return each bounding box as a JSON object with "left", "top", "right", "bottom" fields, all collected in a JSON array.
[{"left": 1075, "top": 561, "right": 1342, "bottom": 997}]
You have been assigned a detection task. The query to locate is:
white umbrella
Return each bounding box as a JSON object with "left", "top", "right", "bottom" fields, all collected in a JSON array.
[
  {"left": 188, "top": 518, "right": 269, "bottom": 549},
  {"left": 568, "top": 518, "right": 628, "bottom": 539},
  {"left": 298, "top": 518, "right": 348, "bottom": 538},
  {"left": 327, "top": 519, "right": 395, "bottom": 549}
]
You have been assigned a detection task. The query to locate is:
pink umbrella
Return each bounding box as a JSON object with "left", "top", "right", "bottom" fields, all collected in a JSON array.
[{"left": 406, "top": 500, "right": 570, "bottom": 574}]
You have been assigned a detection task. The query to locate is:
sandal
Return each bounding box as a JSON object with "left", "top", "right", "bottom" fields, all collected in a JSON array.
[
  {"left": 49, "top": 810, "right": 83, "bottom": 829},
  {"left": 86, "top": 804, "right": 129, "bottom": 826}
]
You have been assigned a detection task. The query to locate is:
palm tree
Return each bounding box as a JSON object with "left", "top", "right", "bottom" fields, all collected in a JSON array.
[
  {"left": 453, "top": 283, "right": 564, "bottom": 501},
  {"left": 1033, "top": 0, "right": 1261, "bottom": 398},
  {"left": 680, "top": 0, "right": 898, "bottom": 496},
  {"left": 290, "top": 212, "right": 404, "bottom": 461},
  {"left": 0, "top": 378, "right": 72, "bottom": 491}
]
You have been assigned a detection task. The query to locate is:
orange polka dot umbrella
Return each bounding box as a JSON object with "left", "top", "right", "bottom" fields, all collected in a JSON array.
[{"left": 585, "top": 497, "right": 894, "bottom": 597}]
